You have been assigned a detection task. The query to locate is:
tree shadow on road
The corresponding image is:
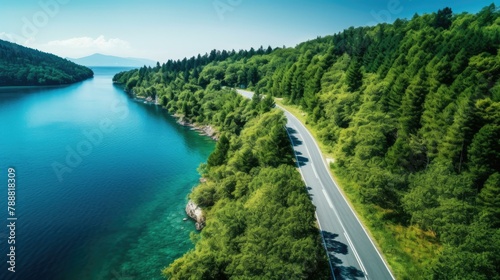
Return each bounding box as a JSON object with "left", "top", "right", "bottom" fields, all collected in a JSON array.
[
  {"left": 321, "top": 231, "right": 365, "bottom": 280},
  {"left": 322, "top": 231, "right": 348, "bottom": 257},
  {"left": 286, "top": 127, "right": 303, "bottom": 146},
  {"left": 304, "top": 186, "right": 314, "bottom": 200},
  {"left": 296, "top": 155, "right": 309, "bottom": 167},
  {"left": 334, "top": 266, "right": 366, "bottom": 280}
]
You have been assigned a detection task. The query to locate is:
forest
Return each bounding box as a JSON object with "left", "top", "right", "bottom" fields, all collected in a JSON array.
[
  {"left": 114, "top": 4, "right": 500, "bottom": 279},
  {"left": 115, "top": 49, "right": 330, "bottom": 279},
  {"left": 0, "top": 39, "right": 93, "bottom": 86}
]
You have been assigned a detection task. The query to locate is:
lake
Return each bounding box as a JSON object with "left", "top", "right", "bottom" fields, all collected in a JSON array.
[{"left": 0, "top": 67, "right": 214, "bottom": 280}]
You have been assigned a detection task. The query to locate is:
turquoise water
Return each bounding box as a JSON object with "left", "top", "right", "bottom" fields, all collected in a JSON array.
[{"left": 0, "top": 67, "right": 214, "bottom": 280}]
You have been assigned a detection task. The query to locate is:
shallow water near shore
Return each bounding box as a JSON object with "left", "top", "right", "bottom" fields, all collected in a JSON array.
[{"left": 0, "top": 67, "right": 214, "bottom": 280}]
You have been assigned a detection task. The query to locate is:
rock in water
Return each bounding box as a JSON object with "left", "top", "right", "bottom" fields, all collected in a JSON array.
[{"left": 185, "top": 200, "right": 205, "bottom": 230}]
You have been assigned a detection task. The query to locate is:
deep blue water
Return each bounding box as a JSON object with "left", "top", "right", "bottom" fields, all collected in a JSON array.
[{"left": 0, "top": 67, "right": 214, "bottom": 280}]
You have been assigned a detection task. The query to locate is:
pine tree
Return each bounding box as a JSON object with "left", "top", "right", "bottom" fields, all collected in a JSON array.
[
  {"left": 399, "top": 69, "right": 428, "bottom": 134},
  {"left": 477, "top": 173, "right": 500, "bottom": 227},
  {"left": 346, "top": 57, "right": 363, "bottom": 92},
  {"left": 434, "top": 7, "right": 453, "bottom": 29},
  {"left": 468, "top": 124, "right": 500, "bottom": 184},
  {"left": 207, "top": 134, "right": 230, "bottom": 167}
]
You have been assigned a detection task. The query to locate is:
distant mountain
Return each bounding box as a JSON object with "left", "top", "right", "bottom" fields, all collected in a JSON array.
[
  {"left": 0, "top": 39, "right": 93, "bottom": 87},
  {"left": 69, "top": 53, "right": 156, "bottom": 67}
]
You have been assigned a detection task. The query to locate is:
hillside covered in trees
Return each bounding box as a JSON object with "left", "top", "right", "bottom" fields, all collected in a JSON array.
[
  {"left": 114, "top": 4, "right": 500, "bottom": 279},
  {"left": 0, "top": 39, "right": 93, "bottom": 86},
  {"left": 115, "top": 55, "right": 330, "bottom": 279}
]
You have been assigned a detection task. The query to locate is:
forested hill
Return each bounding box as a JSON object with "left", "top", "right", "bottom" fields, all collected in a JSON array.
[
  {"left": 114, "top": 4, "right": 500, "bottom": 279},
  {"left": 0, "top": 39, "right": 93, "bottom": 86}
]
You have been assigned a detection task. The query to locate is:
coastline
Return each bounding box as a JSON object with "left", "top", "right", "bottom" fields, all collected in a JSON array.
[
  {"left": 0, "top": 84, "right": 75, "bottom": 91},
  {"left": 119, "top": 84, "right": 217, "bottom": 232},
  {"left": 185, "top": 200, "right": 205, "bottom": 230},
  {"left": 124, "top": 87, "right": 220, "bottom": 141},
  {"left": 0, "top": 77, "right": 94, "bottom": 91},
  {"left": 0, "top": 85, "right": 66, "bottom": 89},
  {"left": 175, "top": 115, "right": 219, "bottom": 141}
]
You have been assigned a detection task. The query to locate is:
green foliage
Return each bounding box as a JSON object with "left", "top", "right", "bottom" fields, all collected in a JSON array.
[
  {"left": 477, "top": 173, "right": 500, "bottom": 227},
  {"left": 115, "top": 5, "right": 500, "bottom": 278},
  {"left": 0, "top": 39, "right": 93, "bottom": 86},
  {"left": 207, "top": 134, "right": 230, "bottom": 167},
  {"left": 346, "top": 57, "right": 363, "bottom": 92},
  {"left": 114, "top": 45, "right": 328, "bottom": 279},
  {"left": 239, "top": 110, "right": 293, "bottom": 167},
  {"left": 166, "top": 165, "right": 329, "bottom": 280},
  {"left": 274, "top": 6, "right": 499, "bottom": 278},
  {"left": 434, "top": 7, "right": 453, "bottom": 29},
  {"left": 467, "top": 124, "right": 500, "bottom": 184},
  {"left": 163, "top": 110, "right": 328, "bottom": 279},
  {"left": 432, "top": 220, "right": 500, "bottom": 280}
]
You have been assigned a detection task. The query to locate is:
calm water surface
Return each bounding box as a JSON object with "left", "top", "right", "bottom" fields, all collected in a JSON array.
[{"left": 0, "top": 67, "right": 214, "bottom": 280}]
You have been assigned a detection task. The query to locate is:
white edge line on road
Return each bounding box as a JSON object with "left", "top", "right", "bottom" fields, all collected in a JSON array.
[
  {"left": 239, "top": 90, "right": 388, "bottom": 279},
  {"left": 284, "top": 122, "right": 336, "bottom": 280},
  {"left": 344, "top": 232, "right": 368, "bottom": 278},
  {"left": 279, "top": 104, "right": 396, "bottom": 280},
  {"left": 290, "top": 124, "right": 320, "bottom": 179},
  {"left": 316, "top": 213, "right": 337, "bottom": 280},
  {"left": 323, "top": 184, "right": 367, "bottom": 278}
]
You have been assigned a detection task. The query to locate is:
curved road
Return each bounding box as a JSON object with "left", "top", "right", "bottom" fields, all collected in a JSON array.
[{"left": 238, "top": 90, "right": 395, "bottom": 280}]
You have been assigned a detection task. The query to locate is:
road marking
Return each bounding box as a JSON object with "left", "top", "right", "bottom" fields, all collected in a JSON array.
[
  {"left": 241, "top": 91, "right": 393, "bottom": 279},
  {"left": 290, "top": 124, "right": 320, "bottom": 179},
  {"left": 291, "top": 116, "right": 368, "bottom": 278},
  {"left": 315, "top": 213, "right": 337, "bottom": 280},
  {"left": 312, "top": 164, "right": 319, "bottom": 178},
  {"left": 284, "top": 120, "right": 336, "bottom": 279},
  {"left": 344, "top": 232, "right": 368, "bottom": 278},
  {"left": 322, "top": 188, "right": 334, "bottom": 209},
  {"left": 323, "top": 185, "right": 368, "bottom": 278},
  {"left": 280, "top": 107, "right": 396, "bottom": 280}
]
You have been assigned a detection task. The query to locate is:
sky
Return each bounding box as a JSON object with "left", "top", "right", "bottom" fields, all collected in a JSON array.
[{"left": 0, "top": 0, "right": 497, "bottom": 62}]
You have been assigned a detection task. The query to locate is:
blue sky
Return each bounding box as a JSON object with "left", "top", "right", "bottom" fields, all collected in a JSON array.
[{"left": 0, "top": 0, "right": 497, "bottom": 62}]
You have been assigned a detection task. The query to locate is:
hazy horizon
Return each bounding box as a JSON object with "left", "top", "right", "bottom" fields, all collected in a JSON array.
[{"left": 1, "top": 0, "right": 497, "bottom": 62}]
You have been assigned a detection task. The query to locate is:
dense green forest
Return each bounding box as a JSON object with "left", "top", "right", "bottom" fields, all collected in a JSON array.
[
  {"left": 0, "top": 39, "right": 93, "bottom": 86},
  {"left": 114, "top": 50, "right": 330, "bottom": 279},
  {"left": 114, "top": 4, "right": 500, "bottom": 279},
  {"left": 168, "top": 108, "right": 329, "bottom": 279}
]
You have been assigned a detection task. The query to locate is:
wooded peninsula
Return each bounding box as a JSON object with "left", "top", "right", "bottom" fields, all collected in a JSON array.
[{"left": 0, "top": 39, "right": 93, "bottom": 86}]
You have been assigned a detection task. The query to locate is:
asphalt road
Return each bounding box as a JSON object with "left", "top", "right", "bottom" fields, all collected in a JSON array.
[{"left": 237, "top": 90, "right": 395, "bottom": 280}]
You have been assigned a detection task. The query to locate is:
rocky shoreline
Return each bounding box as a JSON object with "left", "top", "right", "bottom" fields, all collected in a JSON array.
[
  {"left": 185, "top": 200, "right": 205, "bottom": 230},
  {"left": 176, "top": 116, "right": 219, "bottom": 141},
  {"left": 176, "top": 118, "right": 216, "bottom": 231},
  {"left": 127, "top": 89, "right": 219, "bottom": 141},
  {"left": 134, "top": 95, "right": 160, "bottom": 105},
  {"left": 127, "top": 91, "right": 216, "bottom": 230}
]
